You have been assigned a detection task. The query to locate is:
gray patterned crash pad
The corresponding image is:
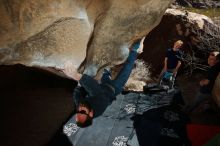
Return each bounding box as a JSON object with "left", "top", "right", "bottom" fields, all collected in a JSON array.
[{"left": 63, "top": 90, "right": 178, "bottom": 146}]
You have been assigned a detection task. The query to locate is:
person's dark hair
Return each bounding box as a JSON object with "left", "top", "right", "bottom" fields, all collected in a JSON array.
[
  {"left": 76, "top": 99, "right": 93, "bottom": 128},
  {"left": 79, "top": 100, "right": 92, "bottom": 110},
  {"left": 76, "top": 116, "right": 93, "bottom": 128}
]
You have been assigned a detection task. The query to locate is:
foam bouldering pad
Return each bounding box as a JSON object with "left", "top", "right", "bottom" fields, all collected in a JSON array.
[{"left": 63, "top": 91, "right": 179, "bottom": 146}]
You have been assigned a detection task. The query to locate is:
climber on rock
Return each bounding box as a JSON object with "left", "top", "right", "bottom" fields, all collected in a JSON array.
[{"left": 63, "top": 37, "right": 145, "bottom": 128}]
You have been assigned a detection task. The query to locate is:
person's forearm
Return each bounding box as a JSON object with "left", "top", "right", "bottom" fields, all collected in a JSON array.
[
  {"left": 63, "top": 62, "right": 83, "bottom": 81},
  {"left": 164, "top": 58, "right": 168, "bottom": 70},
  {"left": 200, "top": 79, "right": 210, "bottom": 86},
  {"left": 74, "top": 72, "right": 82, "bottom": 81},
  {"left": 175, "top": 62, "right": 181, "bottom": 71}
]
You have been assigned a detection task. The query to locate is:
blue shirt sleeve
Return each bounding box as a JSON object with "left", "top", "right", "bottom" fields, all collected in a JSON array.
[{"left": 79, "top": 74, "right": 103, "bottom": 97}]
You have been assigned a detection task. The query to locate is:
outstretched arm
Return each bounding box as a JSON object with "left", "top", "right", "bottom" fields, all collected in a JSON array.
[
  {"left": 63, "top": 61, "right": 82, "bottom": 81},
  {"left": 173, "top": 61, "right": 181, "bottom": 76},
  {"left": 158, "top": 57, "right": 168, "bottom": 82},
  {"left": 63, "top": 62, "right": 103, "bottom": 97}
]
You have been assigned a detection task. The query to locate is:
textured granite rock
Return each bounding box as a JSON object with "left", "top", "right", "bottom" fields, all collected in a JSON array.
[{"left": 0, "top": 0, "right": 173, "bottom": 77}]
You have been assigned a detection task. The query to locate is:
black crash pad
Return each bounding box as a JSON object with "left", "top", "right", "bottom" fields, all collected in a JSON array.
[{"left": 62, "top": 90, "right": 180, "bottom": 146}]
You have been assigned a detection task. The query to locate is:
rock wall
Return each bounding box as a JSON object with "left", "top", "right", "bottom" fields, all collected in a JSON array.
[
  {"left": 141, "top": 8, "right": 220, "bottom": 103},
  {"left": 174, "top": 0, "right": 220, "bottom": 8},
  {"left": 0, "top": 0, "right": 105, "bottom": 74},
  {"left": 141, "top": 8, "right": 215, "bottom": 75},
  {"left": 0, "top": 0, "right": 173, "bottom": 77}
]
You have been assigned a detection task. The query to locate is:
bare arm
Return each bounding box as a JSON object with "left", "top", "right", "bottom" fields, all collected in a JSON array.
[
  {"left": 63, "top": 62, "right": 82, "bottom": 81},
  {"left": 164, "top": 57, "right": 168, "bottom": 71},
  {"left": 175, "top": 61, "right": 181, "bottom": 70},
  {"left": 173, "top": 60, "right": 181, "bottom": 75},
  {"left": 200, "top": 79, "right": 210, "bottom": 86},
  {"left": 63, "top": 62, "right": 103, "bottom": 97},
  {"left": 158, "top": 57, "right": 168, "bottom": 80}
]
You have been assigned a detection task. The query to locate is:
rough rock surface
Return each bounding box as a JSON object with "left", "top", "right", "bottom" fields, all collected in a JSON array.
[
  {"left": 141, "top": 8, "right": 215, "bottom": 75},
  {"left": 174, "top": 0, "right": 220, "bottom": 8},
  {"left": 141, "top": 8, "right": 220, "bottom": 103},
  {"left": 0, "top": 0, "right": 173, "bottom": 77}
]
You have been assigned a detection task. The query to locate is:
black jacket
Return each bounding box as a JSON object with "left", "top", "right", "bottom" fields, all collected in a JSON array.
[{"left": 73, "top": 74, "right": 115, "bottom": 118}]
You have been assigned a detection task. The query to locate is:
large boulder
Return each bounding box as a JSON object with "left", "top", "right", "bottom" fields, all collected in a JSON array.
[
  {"left": 0, "top": 0, "right": 173, "bottom": 77},
  {"left": 174, "top": 0, "right": 220, "bottom": 8},
  {"left": 141, "top": 8, "right": 220, "bottom": 103},
  {"left": 141, "top": 8, "right": 218, "bottom": 75}
]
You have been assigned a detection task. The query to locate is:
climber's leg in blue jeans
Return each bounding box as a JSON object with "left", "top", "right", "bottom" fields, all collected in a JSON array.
[
  {"left": 101, "top": 69, "right": 112, "bottom": 84},
  {"left": 110, "top": 50, "right": 137, "bottom": 95},
  {"left": 101, "top": 40, "right": 141, "bottom": 95}
]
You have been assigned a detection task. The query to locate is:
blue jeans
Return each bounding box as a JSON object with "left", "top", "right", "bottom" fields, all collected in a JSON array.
[{"left": 101, "top": 50, "right": 137, "bottom": 95}]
